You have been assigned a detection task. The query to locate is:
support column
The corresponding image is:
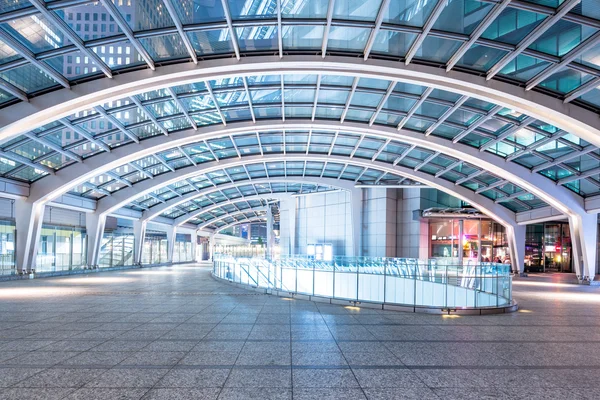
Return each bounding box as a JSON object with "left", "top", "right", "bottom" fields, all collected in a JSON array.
[
  {"left": 86, "top": 212, "right": 106, "bottom": 268},
  {"left": 569, "top": 213, "right": 598, "bottom": 281},
  {"left": 191, "top": 230, "right": 198, "bottom": 262},
  {"left": 458, "top": 219, "right": 464, "bottom": 265},
  {"left": 133, "top": 219, "right": 146, "bottom": 265},
  {"left": 167, "top": 226, "right": 176, "bottom": 264},
  {"left": 209, "top": 233, "right": 215, "bottom": 261},
  {"left": 266, "top": 206, "right": 274, "bottom": 259},
  {"left": 506, "top": 224, "right": 526, "bottom": 275},
  {"left": 280, "top": 198, "right": 297, "bottom": 256},
  {"left": 350, "top": 188, "right": 363, "bottom": 257},
  {"left": 15, "top": 200, "right": 45, "bottom": 274}
]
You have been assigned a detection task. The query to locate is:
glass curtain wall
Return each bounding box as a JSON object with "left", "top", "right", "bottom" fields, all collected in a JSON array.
[
  {"left": 142, "top": 232, "right": 168, "bottom": 264},
  {"left": 98, "top": 232, "right": 135, "bottom": 268},
  {"left": 0, "top": 220, "right": 15, "bottom": 275},
  {"left": 36, "top": 225, "right": 86, "bottom": 272},
  {"left": 173, "top": 233, "right": 193, "bottom": 263}
]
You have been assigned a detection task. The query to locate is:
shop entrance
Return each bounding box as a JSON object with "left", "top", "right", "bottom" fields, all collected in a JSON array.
[{"left": 525, "top": 222, "right": 572, "bottom": 273}]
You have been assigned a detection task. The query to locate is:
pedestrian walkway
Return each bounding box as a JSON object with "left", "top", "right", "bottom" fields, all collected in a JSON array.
[{"left": 0, "top": 265, "right": 599, "bottom": 399}]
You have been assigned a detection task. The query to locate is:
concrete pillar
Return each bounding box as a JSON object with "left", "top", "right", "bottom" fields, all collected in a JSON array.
[
  {"left": 569, "top": 213, "right": 598, "bottom": 281},
  {"left": 266, "top": 207, "right": 274, "bottom": 259},
  {"left": 506, "top": 224, "right": 526, "bottom": 275},
  {"left": 85, "top": 213, "right": 106, "bottom": 268},
  {"left": 167, "top": 226, "right": 176, "bottom": 263},
  {"left": 350, "top": 188, "right": 363, "bottom": 256},
  {"left": 133, "top": 219, "right": 146, "bottom": 264},
  {"left": 15, "top": 200, "right": 45, "bottom": 273}
]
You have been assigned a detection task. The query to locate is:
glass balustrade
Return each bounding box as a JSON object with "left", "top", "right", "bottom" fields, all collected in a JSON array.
[{"left": 213, "top": 255, "right": 513, "bottom": 309}]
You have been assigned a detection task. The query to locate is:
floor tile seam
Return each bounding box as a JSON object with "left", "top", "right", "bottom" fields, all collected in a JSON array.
[
  {"left": 163, "top": 298, "right": 260, "bottom": 398},
  {"left": 320, "top": 310, "right": 372, "bottom": 399},
  {"left": 215, "top": 301, "right": 267, "bottom": 398}
]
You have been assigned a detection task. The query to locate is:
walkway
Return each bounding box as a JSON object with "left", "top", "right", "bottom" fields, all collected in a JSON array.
[{"left": 0, "top": 266, "right": 599, "bottom": 399}]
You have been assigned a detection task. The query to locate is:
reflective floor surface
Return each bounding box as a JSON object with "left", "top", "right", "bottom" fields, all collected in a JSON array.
[{"left": 0, "top": 265, "right": 599, "bottom": 400}]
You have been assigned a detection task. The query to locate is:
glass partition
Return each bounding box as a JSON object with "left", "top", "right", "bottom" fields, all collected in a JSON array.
[
  {"left": 173, "top": 233, "right": 193, "bottom": 263},
  {"left": 142, "top": 232, "right": 168, "bottom": 265},
  {"left": 36, "top": 225, "right": 86, "bottom": 273},
  {"left": 98, "top": 232, "right": 135, "bottom": 268},
  {"left": 213, "top": 255, "right": 513, "bottom": 310}
]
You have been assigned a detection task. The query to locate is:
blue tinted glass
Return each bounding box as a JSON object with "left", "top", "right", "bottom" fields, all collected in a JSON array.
[
  {"left": 327, "top": 26, "right": 370, "bottom": 51},
  {"left": 187, "top": 29, "right": 235, "bottom": 56},
  {"left": 456, "top": 45, "right": 508, "bottom": 72},
  {"left": 174, "top": 0, "right": 226, "bottom": 24},
  {"left": 383, "top": 0, "right": 437, "bottom": 27},
  {"left": 413, "top": 37, "right": 462, "bottom": 63},
  {"left": 0, "top": 64, "right": 59, "bottom": 93},
  {"left": 433, "top": 0, "right": 493, "bottom": 35},
  {"left": 371, "top": 30, "right": 417, "bottom": 57},
  {"left": 499, "top": 54, "right": 551, "bottom": 81},
  {"left": 528, "top": 21, "right": 597, "bottom": 57},
  {"left": 482, "top": 9, "right": 546, "bottom": 45},
  {"left": 92, "top": 41, "right": 143, "bottom": 69},
  {"left": 539, "top": 69, "right": 594, "bottom": 94},
  {"left": 2, "top": 14, "right": 68, "bottom": 53},
  {"left": 116, "top": 0, "right": 174, "bottom": 31},
  {"left": 333, "top": 0, "right": 383, "bottom": 21},
  {"left": 282, "top": 0, "right": 329, "bottom": 18},
  {"left": 282, "top": 25, "right": 323, "bottom": 49},
  {"left": 228, "top": 0, "right": 277, "bottom": 19},
  {"left": 236, "top": 26, "right": 278, "bottom": 51},
  {"left": 140, "top": 34, "right": 189, "bottom": 61}
]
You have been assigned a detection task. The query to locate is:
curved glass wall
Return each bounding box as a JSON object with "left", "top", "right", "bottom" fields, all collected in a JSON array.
[{"left": 213, "top": 255, "right": 513, "bottom": 309}]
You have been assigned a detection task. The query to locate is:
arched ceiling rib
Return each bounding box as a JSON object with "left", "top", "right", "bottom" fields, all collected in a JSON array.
[
  {"left": 139, "top": 178, "right": 357, "bottom": 223},
  {"left": 216, "top": 218, "right": 268, "bottom": 235},
  {"left": 23, "top": 121, "right": 585, "bottom": 219},
  {"left": 90, "top": 153, "right": 520, "bottom": 232},
  {"left": 0, "top": 0, "right": 598, "bottom": 112},
  {"left": 1, "top": 65, "right": 599, "bottom": 202},
  {"left": 196, "top": 207, "right": 269, "bottom": 231}
]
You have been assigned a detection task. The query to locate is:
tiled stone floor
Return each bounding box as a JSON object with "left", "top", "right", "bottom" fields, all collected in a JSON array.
[{"left": 0, "top": 266, "right": 599, "bottom": 399}]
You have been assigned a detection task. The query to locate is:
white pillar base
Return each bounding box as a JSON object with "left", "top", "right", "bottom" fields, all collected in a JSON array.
[{"left": 569, "top": 213, "right": 598, "bottom": 282}]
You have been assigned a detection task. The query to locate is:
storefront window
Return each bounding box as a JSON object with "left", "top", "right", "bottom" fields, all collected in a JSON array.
[
  {"left": 173, "top": 233, "right": 193, "bottom": 263},
  {"left": 429, "top": 218, "right": 508, "bottom": 263}
]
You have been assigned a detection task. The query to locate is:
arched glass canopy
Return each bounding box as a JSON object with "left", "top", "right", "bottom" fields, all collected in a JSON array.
[{"left": 0, "top": 0, "right": 598, "bottom": 109}]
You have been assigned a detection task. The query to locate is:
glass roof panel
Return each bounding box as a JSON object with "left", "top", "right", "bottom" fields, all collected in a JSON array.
[
  {"left": 433, "top": 0, "right": 493, "bottom": 35},
  {"left": 173, "top": 0, "right": 226, "bottom": 24},
  {"left": 333, "top": 0, "right": 382, "bottom": 21},
  {"left": 327, "top": 26, "right": 371, "bottom": 52},
  {"left": 1, "top": 13, "right": 67, "bottom": 53},
  {"left": 228, "top": 0, "right": 278, "bottom": 19},
  {"left": 187, "top": 29, "right": 235, "bottom": 56},
  {"left": 139, "top": 33, "right": 189, "bottom": 62},
  {"left": 282, "top": 25, "right": 324, "bottom": 50},
  {"left": 0, "top": 64, "right": 59, "bottom": 93},
  {"left": 236, "top": 26, "right": 278, "bottom": 52},
  {"left": 383, "top": 0, "right": 438, "bottom": 26},
  {"left": 115, "top": 0, "right": 175, "bottom": 31},
  {"left": 481, "top": 8, "right": 546, "bottom": 45}
]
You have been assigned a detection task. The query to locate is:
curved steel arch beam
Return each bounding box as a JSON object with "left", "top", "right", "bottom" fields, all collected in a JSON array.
[
  {"left": 20, "top": 120, "right": 593, "bottom": 279},
  {"left": 1, "top": 56, "right": 598, "bottom": 150},
  {"left": 173, "top": 193, "right": 290, "bottom": 226},
  {"left": 94, "top": 154, "right": 517, "bottom": 228},
  {"left": 215, "top": 218, "right": 267, "bottom": 235},
  {"left": 28, "top": 120, "right": 582, "bottom": 218},
  {"left": 196, "top": 207, "right": 268, "bottom": 232},
  {"left": 141, "top": 177, "right": 357, "bottom": 223}
]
